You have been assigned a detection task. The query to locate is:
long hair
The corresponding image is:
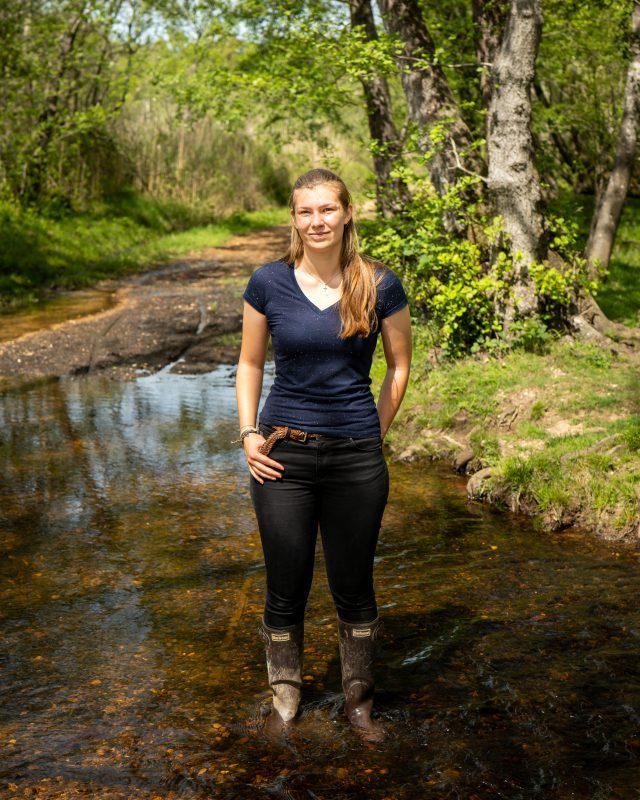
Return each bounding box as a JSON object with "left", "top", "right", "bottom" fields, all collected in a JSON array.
[{"left": 283, "top": 168, "right": 381, "bottom": 339}]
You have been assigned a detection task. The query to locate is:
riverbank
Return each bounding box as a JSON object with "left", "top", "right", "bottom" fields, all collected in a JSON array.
[
  {"left": 380, "top": 338, "right": 640, "bottom": 545},
  {"left": 1, "top": 224, "right": 639, "bottom": 545},
  {"left": 0, "top": 225, "right": 288, "bottom": 389}
]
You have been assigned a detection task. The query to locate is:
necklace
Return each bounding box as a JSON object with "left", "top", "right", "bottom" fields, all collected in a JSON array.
[{"left": 297, "top": 264, "right": 342, "bottom": 294}]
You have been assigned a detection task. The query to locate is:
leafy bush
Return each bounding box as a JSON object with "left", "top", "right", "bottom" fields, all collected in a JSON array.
[
  {"left": 361, "top": 175, "right": 502, "bottom": 357},
  {"left": 360, "top": 171, "right": 597, "bottom": 358}
]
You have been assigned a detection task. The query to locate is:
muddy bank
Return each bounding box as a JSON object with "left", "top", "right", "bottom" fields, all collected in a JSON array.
[{"left": 0, "top": 226, "right": 289, "bottom": 390}]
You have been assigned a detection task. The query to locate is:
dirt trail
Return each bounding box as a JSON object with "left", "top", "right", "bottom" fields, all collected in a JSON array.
[{"left": 0, "top": 226, "right": 289, "bottom": 390}]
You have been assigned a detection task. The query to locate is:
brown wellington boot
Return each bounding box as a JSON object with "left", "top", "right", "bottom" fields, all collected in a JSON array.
[
  {"left": 260, "top": 620, "right": 304, "bottom": 736},
  {"left": 338, "top": 617, "right": 385, "bottom": 742}
]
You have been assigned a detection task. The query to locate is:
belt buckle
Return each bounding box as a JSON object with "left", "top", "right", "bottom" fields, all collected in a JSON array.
[{"left": 299, "top": 431, "right": 308, "bottom": 443}]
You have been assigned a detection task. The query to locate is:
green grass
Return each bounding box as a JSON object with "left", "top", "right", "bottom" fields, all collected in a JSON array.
[
  {"left": 382, "top": 331, "right": 640, "bottom": 538},
  {"left": 0, "top": 193, "right": 289, "bottom": 309}
]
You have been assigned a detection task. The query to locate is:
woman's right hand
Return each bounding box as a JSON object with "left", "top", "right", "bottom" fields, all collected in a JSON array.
[{"left": 243, "top": 433, "right": 284, "bottom": 484}]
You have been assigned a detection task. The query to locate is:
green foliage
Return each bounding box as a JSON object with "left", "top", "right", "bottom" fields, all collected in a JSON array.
[
  {"left": 554, "top": 339, "right": 613, "bottom": 371},
  {"left": 362, "top": 169, "right": 597, "bottom": 357},
  {"left": 388, "top": 330, "right": 640, "bottom": 536},
  {"left": 0, "top": 0, "right": 638, "bottom": 350},
  {"left": 361, "top": 174, "right": 502, "bottom": 357},
  {"left": 534, "top": 0, "right": 631, "bottom": 195},
  {"left": 582, "top": 198, "right": 639, "bottom": 324},
  {"left": 0, "top": 196, "right": 288, "bottom": 307},
  {"left": 547, "top": 193, "right": 640, "bottom": 325},
  {"left": 0, "top": 0, "right": 153, "bottom": 206},
  {"left": 526, "top": 215, "right": 600, "bottom": 328},
  {"left": 505, "top": 318, "right": 556, "bottom": 355}
]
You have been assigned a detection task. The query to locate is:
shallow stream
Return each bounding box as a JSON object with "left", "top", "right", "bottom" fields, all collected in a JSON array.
[
  {"left": 0, "top": 290, "right": 115, "bottom": 344},
  {"left": 1, "top": 366, "right": 639, "bottom": 799}
]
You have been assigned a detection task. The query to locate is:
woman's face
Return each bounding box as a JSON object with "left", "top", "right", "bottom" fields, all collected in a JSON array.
[{"left": 291, "top": 183, "right": 352, "bottom": 256}]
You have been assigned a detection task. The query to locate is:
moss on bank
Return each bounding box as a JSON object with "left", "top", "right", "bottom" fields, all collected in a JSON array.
[{"left": 379, "top": 335, "right": 640, "bottom": 544}]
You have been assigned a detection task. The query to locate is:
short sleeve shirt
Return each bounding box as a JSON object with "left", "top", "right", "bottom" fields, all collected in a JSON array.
[{"left": 243, "top": 260, "right": 408, "bottom": 437}]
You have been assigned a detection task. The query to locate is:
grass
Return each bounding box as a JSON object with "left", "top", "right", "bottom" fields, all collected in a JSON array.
[
  {"left": 381, "top": 333, "right": 640, "bottom": 540},
  {"left": 0, "top": 192, "right": 289, "bottom": 309}
]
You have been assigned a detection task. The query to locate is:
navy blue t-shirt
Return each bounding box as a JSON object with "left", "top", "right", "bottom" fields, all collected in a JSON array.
[{"left": 243, "top": 259, "right": 408, "bottom": 438}]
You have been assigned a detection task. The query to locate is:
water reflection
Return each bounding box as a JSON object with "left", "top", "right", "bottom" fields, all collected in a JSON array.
[{"left": 1, "top": 367, "right": 639, "bottom": 799}]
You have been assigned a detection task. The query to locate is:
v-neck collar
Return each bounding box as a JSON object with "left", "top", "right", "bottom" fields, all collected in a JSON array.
[{"left": 289, "top": 264, "right": 340, "bottom": 314}]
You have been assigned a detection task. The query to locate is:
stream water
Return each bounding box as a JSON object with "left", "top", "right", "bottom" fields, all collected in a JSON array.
[
  {"left": 1, "top": 365, "right": 640, "bottom": 799},
  {"left": 0, "top": 290, "right": 115, "bottom": 344}
]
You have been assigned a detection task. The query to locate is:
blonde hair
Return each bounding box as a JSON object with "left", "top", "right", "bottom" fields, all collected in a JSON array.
[{"left": 283, "top": 168, "right": 382, "bottom": 339}]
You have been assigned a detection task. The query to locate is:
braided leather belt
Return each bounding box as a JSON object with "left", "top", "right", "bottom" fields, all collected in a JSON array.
[{"left": 259, "top": 425, "right": 322, "bottom": 456}]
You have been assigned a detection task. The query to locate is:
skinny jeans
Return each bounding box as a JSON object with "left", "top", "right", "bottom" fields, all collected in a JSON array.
[{"left": 250, "top": 425, "right": 389, "bottom": 628}]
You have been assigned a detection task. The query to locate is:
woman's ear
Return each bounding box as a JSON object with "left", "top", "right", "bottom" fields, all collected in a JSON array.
[{"left": 345, "top": 204, "right": 353, "bottom": 225}]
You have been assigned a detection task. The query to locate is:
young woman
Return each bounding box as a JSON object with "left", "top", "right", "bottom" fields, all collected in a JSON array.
[{"left": 236, "top": 168, "right": 411, "bottom": 739}]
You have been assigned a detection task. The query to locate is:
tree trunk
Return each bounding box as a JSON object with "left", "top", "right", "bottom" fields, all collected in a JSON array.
[
  {"left": 585, "top": 1, "right": 640, "bottom": 278},
  {"left": 348, "top": 0, "right": 410, "bottom": 217},
  {"left": 376, "top": 0, "right": 484, "bottom": 199},
  {"left": 487, "top": 0, "right": 545, "bottom": 323},
  {"left": 472, "top": 0, "right": 509, "bottom": 112}
]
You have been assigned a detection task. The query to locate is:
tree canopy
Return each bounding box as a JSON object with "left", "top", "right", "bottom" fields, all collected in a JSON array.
[{"left": 1, "top": 0, "right": 638, "bottom": 349}]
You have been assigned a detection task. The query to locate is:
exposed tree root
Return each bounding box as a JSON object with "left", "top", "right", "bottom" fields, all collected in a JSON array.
[
  {"left": 574, "top": 291, "right": 640, "bottom": 351},
  {"left": 559, "top": 434, "right": 622, "bottom": 464}
]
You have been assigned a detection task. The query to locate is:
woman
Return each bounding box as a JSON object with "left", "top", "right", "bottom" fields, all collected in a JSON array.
[{"left": 236, "top": 168, "right": 411, "bottom": 738}]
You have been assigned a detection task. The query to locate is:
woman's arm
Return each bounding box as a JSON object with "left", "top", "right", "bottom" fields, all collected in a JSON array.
[
  {"left": 377, "top": 305, "right": 412, "bottom": 439},
  {"left": 236, "top": 301, "right": 284, "bottom": 483}
]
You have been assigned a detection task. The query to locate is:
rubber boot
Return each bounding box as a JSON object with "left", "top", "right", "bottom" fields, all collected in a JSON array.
[
  {"left": 260, "top": 620, "right": 304, "bottom": 735},
  {"left": 338, "top": 617, "right": 384, "bottom": 741}
]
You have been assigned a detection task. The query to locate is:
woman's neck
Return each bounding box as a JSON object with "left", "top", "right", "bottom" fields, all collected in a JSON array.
[{"left": 298, "top": 250, "right": 342, "bottom": 281}]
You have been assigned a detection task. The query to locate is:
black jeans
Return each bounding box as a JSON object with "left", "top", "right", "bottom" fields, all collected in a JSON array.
[{"left": 250, "top": 425, "right": 389, "bottom": 628}]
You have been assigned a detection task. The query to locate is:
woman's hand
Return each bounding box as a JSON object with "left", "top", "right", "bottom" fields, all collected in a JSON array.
[{"left": 243, "top": 433, "right": 284, "bottom": 484}]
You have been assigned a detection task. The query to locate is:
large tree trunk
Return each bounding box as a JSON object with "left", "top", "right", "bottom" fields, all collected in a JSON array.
[
  {"left": 487, "top": 0, "right": 545, "bottom": 323},
  {"left": 585, "top": 1, "right": 640, "bottom": 278},
  {"left": 376, "top": 0, "right": 483, "bottom": 200},
  {"left": 472, "top": 0, "right": 509, "bottom": 112},
  {"left": 348, "top": 0, "right": 410, "bottom": 217}
]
